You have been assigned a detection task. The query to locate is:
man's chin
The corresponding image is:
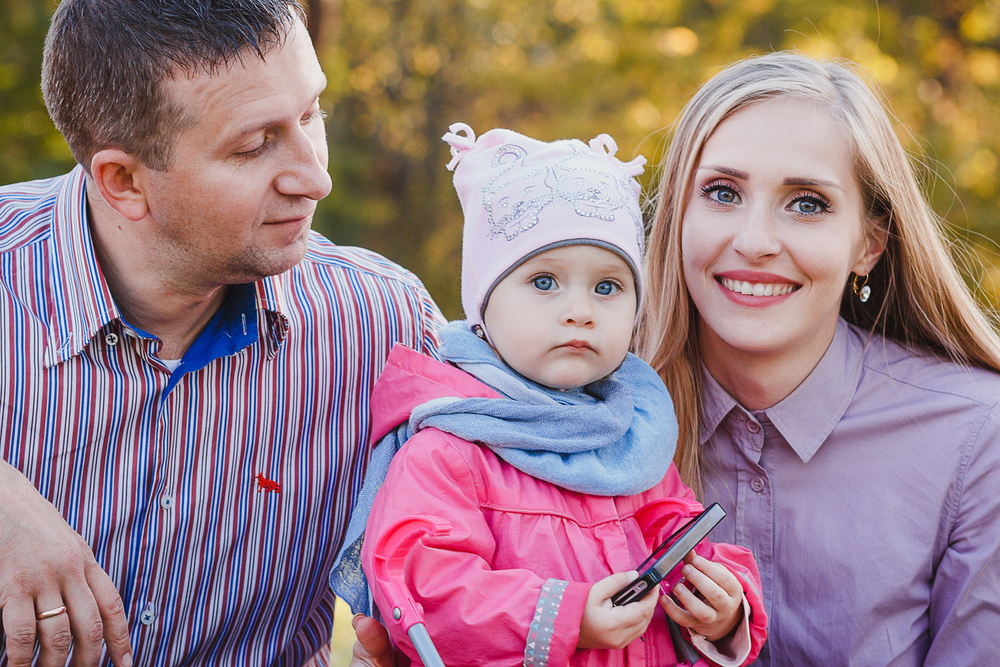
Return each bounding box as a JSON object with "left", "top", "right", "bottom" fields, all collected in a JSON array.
[{"left": 225, "top": 240, "right": 310, "bottom": 284}]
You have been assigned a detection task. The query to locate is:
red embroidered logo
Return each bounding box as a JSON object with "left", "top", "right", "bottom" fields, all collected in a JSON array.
[{"left": 255, "top": 473, "right": 281, "bottom": 493}]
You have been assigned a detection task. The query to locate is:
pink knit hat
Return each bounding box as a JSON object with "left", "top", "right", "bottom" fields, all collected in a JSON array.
[{"left": 443, "top": 123, "right": 647, "bottom": 332}]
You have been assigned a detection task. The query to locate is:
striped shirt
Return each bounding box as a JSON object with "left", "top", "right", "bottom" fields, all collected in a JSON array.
[{"left": 0, "top": 166, "right": 444, "bottom": 666}]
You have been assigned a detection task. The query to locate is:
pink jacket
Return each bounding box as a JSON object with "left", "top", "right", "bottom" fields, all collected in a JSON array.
[{"left": 362, "top": 346, "right": 767, "bottom": 666}]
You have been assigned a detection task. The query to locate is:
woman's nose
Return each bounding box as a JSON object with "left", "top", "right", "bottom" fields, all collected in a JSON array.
[{"left": 731, "top": 204, "right": 781, "bottom": 261}]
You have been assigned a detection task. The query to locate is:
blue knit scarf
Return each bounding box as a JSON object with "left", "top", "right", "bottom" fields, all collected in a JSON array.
[{"left": 330, "top": 321, "right": 677, "bottom": 615}]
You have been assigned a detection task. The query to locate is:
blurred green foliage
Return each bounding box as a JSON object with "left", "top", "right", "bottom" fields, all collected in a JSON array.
[
  {"left": 0, "top": 0, "right": 70, "bottom": 180},
  {"left": 3, "top": 0, "right": 1000, "bottom": 318}
]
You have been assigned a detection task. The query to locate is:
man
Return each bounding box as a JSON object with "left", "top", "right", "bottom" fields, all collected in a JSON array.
[{"left": 0, "top": 1, "right": 441, "bottom": 665}]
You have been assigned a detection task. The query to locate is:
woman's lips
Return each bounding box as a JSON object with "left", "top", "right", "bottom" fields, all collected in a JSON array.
[{"left": 718, "top": 277, "right": 798, "bottom": 297}]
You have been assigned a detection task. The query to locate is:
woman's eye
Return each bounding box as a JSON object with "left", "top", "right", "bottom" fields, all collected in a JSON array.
[
  {"left": 715, "top": 188, "right": 737, "bottom": 203},
  {"left": 595, "top": 280, "right": 619, "bottom": 296},
  {"left": 789, "top": 195, "right": 829, "bottom": 215},
  {"left": 701, "top": 182, "right": 740, "bottom": 205},
  {"left": 531, "top": 276, "right": 555, "bottom": 291}
]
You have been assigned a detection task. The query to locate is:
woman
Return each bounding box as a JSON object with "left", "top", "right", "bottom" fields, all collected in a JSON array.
[{"left": 636, "top": 51, "right": 1000, "bottom": 665}]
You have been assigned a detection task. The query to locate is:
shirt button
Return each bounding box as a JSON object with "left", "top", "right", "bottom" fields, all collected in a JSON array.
[
  {"left": 750, "top": 477, "right": 766, "bottom": 492},
  {"left": 746, "top": 421, "right": 761, "bottom": 433},
  {"left": 105, "top": 333, "right": 119, "bottom": 346},
  {"left": 160, "top": 495, "right": 174, "bottom": 510},
  {"left": 139, "top": 609, "right": 155, "bottom": 625}
]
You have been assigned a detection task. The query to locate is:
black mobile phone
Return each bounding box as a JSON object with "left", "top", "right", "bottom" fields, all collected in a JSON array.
[{"left": 611, "top": 502, "right": 726, "bottom": 606}]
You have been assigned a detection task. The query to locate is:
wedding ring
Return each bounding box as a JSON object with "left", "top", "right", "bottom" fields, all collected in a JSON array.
[{"left": 36, "top": 605, "right": 68, "bottom": 621}]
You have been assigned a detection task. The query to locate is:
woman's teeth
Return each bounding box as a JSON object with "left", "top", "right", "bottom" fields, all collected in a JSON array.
[{"left": 720, "top": 278, "right": 797, "bottom": 297}]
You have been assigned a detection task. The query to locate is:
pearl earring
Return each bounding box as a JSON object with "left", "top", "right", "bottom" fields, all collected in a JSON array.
[{"left": 852, "top": 273, "right": 871, "bottom": 303}]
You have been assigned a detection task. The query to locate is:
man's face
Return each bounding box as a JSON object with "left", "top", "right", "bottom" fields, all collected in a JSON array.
[{"left": 139, "top": 17, "right": 331, "bottom": 291}]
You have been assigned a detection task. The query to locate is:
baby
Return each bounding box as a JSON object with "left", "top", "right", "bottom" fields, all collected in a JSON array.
[{"left": 343, "top": 124, "right": 767, "bottom": 666}]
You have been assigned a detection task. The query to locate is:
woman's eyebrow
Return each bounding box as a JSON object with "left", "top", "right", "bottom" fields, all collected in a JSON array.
[
  {"left": 783, "top": 177, "right": 843, "bottom": 191},
  {"left": 698, "top": 165, "right": 748, "bottom": 180},
  {"left": 698, "top": 166, "right": 843, "bottom": 191}
]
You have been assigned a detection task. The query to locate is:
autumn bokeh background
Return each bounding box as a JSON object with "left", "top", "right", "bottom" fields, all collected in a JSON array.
[
  {"left": 3, "top": 0, "right": 1000, "bottom": 660},
  {"left": 5, "top": 0, "right": 1000, "bottom": 319}
]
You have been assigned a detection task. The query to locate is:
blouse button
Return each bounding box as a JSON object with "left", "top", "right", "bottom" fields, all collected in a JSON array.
[
  {"left": 105, "top": 333, "right": 119, "bottom": 346},
  {"left": 750, "top": 477, "right": 766, "bottom": 493}
]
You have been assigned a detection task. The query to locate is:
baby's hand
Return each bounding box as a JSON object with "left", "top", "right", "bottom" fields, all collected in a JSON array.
[
  {"left": 578, "top": 571, "right": 659, "bottom": 649},
  {"left": 661, "top": 553, "right": 745, "bottom": 641}
]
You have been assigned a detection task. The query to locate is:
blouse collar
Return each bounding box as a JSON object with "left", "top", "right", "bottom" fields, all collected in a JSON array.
[{"left": 700, "top": 318, "right": 866, "bottom": 463}]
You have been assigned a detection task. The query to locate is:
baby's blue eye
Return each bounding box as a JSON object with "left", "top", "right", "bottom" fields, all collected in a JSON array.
[
  {"left": 595, "top": 280, "right": 619, "bottom": 296},
  {"left": 532, "top": 276, "right": 555, "bottom": 291}
]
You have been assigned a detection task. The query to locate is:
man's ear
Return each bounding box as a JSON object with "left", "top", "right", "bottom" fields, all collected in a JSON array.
[
  {"left": 90, "top": 149, "right": 150, "bottom": 222},
  {"left": 853, "top": 214, "right": 889, "bottom": 276}
]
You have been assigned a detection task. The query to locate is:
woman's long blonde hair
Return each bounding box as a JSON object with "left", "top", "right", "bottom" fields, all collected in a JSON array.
[{"left": 635, "top": 51, "right": 1000, "bottom": 492}]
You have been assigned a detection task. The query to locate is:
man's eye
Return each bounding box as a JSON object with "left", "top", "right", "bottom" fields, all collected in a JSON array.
[
  {"left": 304, "top": 108, "right": 329, "bottom": 124},
  {"left": 235, "top": 137, "right": 270, "bottom": 160}
]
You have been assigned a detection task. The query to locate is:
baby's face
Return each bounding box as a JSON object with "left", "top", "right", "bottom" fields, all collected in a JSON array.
[{"left": 483, "top": 244, "right": 637, "bottom": 389}]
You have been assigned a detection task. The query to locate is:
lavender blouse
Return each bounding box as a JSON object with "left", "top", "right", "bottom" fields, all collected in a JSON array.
[{"left": 699, "top": 318, "right": 1000, "bottom": 666}]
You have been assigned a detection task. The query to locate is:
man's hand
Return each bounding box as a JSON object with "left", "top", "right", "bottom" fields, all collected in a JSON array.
[
  {"left": 0, "top": 460, "right": 133, "bottom": 666},
  {"left": 349, "top": 614, "right": 397, "bottom": 667}
]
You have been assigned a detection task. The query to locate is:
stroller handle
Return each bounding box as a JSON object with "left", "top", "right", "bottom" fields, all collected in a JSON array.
[{"left": 372, "top": 516, "right": 452, "bottom": 666}]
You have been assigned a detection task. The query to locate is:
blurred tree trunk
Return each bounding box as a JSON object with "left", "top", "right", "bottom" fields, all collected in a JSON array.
[{"left": 304, "top": 0, "right": 327, "bottom": 52}]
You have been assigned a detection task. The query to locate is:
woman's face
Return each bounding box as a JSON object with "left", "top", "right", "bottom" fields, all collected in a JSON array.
[{"left": 681, "top": 97, "right": 883, "bottom": 387}]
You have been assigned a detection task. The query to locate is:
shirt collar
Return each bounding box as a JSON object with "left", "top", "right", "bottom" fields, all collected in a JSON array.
[
  {"left": 44, "top": 166, "right": 120, "bottom": 366},
  {"left": 699, "top": 361, "right": 740, "bottom": 446},
  {"left": 700, "top": 318, "right": 864, "bottom": 463},
  {"left": 44, "top": 165, "right": 291, "bottom": 366}
]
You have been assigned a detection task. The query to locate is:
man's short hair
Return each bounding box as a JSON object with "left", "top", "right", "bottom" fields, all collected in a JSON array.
[{"left": 42, "top": 0, "right": 306, "bottom": 172}]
